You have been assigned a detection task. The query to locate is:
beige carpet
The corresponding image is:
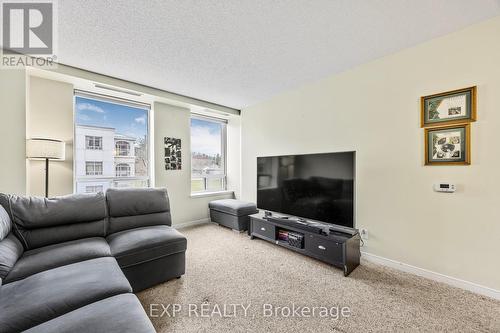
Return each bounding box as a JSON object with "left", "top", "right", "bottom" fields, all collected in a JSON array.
[{"left": 137, "top": 223, "right": 500, "bottom": 332}]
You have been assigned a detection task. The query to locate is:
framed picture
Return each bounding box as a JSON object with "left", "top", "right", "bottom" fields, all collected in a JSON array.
[
  {"left": 164, "top": 137, "right": 182, "bottom": 170},
  {"left": 421, "top": 86, "right": 476, "bottom": 127},
  {"left": 425, "top": 124, "right": 470, "bottom": 165}
]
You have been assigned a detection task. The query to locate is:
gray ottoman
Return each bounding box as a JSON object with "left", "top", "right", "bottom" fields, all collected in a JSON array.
[{"left": 209, "top": 199, "right": 258, "bottom": 231}]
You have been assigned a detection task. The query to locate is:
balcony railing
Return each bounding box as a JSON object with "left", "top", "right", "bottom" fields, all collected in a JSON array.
[{"left": 191, "top": 174, "right": 226, "bottom": 193}]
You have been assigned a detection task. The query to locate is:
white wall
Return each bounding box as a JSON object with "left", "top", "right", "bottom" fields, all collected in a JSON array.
[
  {"left": 0, "top": 69, "right": 27, "bottom": 195},
  {"left": 28, "top": 76, "right": 74, "bottom": 196},
  {"left": 154, "top": 102, "right": 235, "bottom": 225},
  {"left": 241, "top": 17, "right": 500, "bottom": 291}
]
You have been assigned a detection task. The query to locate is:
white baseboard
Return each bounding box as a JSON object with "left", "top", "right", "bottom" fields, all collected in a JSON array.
[
  {"left": 361, "top": 251, "right": 500, "bottom": 301},
  {"left": 173, "top": 218, "right": 211, "bottom": 230}
]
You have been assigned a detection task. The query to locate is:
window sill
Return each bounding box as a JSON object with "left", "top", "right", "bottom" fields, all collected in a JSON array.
[{"left": 190, "top": 190, "right": 234, "bottom": 198}]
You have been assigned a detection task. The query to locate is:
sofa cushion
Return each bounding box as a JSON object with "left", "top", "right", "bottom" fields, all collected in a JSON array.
[
  {"left": 107, "top": 225, "right": 186, "bottom": 268},
  {"left": 0, "top": 257, "right": 131, "bottom": 333},
  {"left": 209, "top": 199, "right": 258, "bottom": 217},
  {"left": 106, "top": 187, "right": 171, "bottom": 234},
  {"left": 24, "top": 294, "right": 155, "bottom": 333},
  {"left": 0, "top": 205, "right": 11, "bottom": 240},
  {"left": 1, "top": 193, "right": 107, "bottom": 250},
  {"left": 0, "top": 233, "right": 23, "bottom": 280},
  {"left": 5, "top": 237, "right": 111, "bottom": 283}
]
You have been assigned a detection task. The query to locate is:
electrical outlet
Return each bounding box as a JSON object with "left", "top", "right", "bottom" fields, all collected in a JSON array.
[{"left": 360, "top": 228, "right": 368, "bottom": 240}]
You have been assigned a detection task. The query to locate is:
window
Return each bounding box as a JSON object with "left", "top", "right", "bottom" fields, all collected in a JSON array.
[
  {"left": 115, "top": 141, "right": 130, "bottom": 156},
  {"left": 86, "top": 161, "right": 103, "bottom": 176},
  {"left": 85, "top": 136, "right": 102, "bottom": 150},
  {"left": 191, "top": 115, "right": 227, "bottom": 193},
  {"left": 74, "top": 92, "right": 150, "bottom": 194},
  {"left": 116, "top": 163, "right": 131, "bottom": 177},
  {"left": 85, "top": 185, "right": 103, "bottom": 193}
]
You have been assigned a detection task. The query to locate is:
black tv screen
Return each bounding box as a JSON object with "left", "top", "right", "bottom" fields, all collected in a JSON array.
[{"left": 257, "top": 151, "right": 355, "bottom": 228}]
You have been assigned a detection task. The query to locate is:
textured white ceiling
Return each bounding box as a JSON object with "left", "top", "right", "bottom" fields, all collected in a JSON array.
[{"left": 57, "top": 0, "right": 500, "bottom": 109}]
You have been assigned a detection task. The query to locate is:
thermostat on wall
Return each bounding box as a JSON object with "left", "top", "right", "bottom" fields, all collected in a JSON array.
[{"left": 434, "top": 183, "right": 456, "bottom": 193}]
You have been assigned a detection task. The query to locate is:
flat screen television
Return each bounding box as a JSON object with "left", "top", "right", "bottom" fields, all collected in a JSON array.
[{"left": 257, "top": 151, "right": 355, "bottom": 228}]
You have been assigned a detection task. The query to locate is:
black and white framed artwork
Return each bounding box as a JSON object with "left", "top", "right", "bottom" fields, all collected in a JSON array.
[{"left": 164, "top": 137, "right": 182, "bottom": 170}]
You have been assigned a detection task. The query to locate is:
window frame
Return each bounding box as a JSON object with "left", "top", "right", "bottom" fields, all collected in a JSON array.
[
  {"left": 85, "top": 135, "right": 102, "bottom": 150},
  {"left": 85, "top": 161, "right": 103, "bottom": 176},
  {"left": 115, "top": 163, "right": 131, "bottom": 177},
  {"left": 115, "top": 140, "right": 131, "bottom": 156},
  {"left": 190, "top": 114, "right": 227, "bottom": 194},
  {"left": 85, "top": 185, "right": 103, "bottom": 193},
  {"left": 73, "top": 90, "right": 152, "bottom": 194}
]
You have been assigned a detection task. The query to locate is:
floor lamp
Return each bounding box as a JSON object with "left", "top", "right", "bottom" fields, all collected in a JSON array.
[{"left": 26, "top": 138, "right": 66, "bottom": 198}]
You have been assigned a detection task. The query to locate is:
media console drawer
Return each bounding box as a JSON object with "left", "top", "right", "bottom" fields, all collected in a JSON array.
[
  {"left": 251, "top": 218, "right": 275, "bottom": 239},
  {"left": 305, "top": 235, "right": 343, "bottom": 265}
]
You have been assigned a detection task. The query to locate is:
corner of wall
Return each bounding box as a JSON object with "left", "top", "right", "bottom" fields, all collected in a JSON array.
[{"left": 0, "top": 69, "right": 27, "bottom": 195}]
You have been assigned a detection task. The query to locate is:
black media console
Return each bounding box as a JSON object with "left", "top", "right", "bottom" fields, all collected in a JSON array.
[{"left": 249, "top": 211, "right": 360, "bottom": 276}]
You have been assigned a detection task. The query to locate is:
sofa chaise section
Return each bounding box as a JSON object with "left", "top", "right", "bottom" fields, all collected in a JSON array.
[
  {"left": 23, "top": 294, "right": 155, "bottom": 333},
  {"left": 106, "top": 187, "right": 187, "bottom": 292},
  {"left": 0, "top": 257, "right": 132, "bottom": 333}
]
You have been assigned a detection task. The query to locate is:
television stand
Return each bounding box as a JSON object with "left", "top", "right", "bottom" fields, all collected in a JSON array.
[{"left": 249, "top": 211, "right": 360, "bottom": 276}]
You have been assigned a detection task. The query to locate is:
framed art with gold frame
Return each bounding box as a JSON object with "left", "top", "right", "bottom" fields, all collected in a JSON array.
[
  {"left": 425, "top": 124, "right": 470, "bottom": 165},
  {"left": 421, "top": 86, "right": 476, "bottom": 128}
]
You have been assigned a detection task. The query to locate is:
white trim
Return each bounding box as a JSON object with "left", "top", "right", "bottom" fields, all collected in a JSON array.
[
  {"left": 75, "top": 89, "right": 151, "bottom": 110},
  {"left": 361, "top": 252, "right": 500, "bottom": 301},
  {"left": 173, "top": 218, "right": 212, "bottom": 229},
  {"left": 149, "top": 105, "right": 155, "bottom": 187},
  {"left": 191, "top": 112, "right": 228, "bottom": 124},
  {"left": 190, "top": 190, "right": 234, "bottom": 198}
]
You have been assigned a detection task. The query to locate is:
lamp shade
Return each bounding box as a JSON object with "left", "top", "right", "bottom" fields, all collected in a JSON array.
[{"left": 26, "top": 138, "right": 65, "bottom": 160}]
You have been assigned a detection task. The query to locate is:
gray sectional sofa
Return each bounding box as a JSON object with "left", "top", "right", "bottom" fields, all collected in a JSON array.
[{"left": 0, "top": 187, "right": 186, "bottom": 333}]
